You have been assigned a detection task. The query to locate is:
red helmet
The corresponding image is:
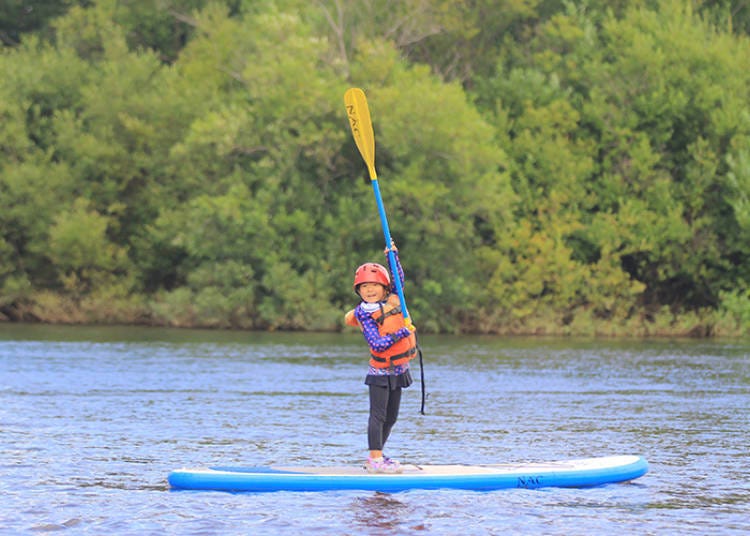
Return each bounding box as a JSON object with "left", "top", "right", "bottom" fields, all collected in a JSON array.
[{"left": 353, "top": 263, "right": 390, "bottom": 292}]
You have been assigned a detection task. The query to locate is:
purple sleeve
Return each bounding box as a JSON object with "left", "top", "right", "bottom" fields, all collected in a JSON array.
[{"left": 355, "top": 305, "right": 410, "bottom": 353}]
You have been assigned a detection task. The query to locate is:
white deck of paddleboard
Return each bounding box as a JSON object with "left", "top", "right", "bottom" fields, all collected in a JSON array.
[{"left": 182, "top": 455, "right": 641, "bottom": 477}]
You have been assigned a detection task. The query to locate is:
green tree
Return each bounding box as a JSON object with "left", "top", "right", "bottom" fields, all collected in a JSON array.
[
  {"left": 47, "top": 198, "right": 132, "bottom": 296},
  {"left": 471, "top": 0, "right": 750, "bottom": 331},
  {"left": 0, "top": 0, "right": 78, "bottom": 46},
  {"left": 348, "top": 39, "right": 515, "bottom": 331},
  {"left": 698, "top": 0, "right": 750, "bottom": 35},
  {"left": 2, "top": 0, "right": 750, "bottom": 334},
  {"left": 144, "top": 4, "right": 347, "bottom": 328},
  {"left": 0, "top": 37, "right": 89, "bottom": 301}
]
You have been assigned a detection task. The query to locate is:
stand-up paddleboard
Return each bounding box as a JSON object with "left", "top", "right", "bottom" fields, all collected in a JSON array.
[{"left": 168, "top": 455, "right": 648, "bottom": 493}]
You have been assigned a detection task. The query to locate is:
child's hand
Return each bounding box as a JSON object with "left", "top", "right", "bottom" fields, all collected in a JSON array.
[
  {"left": 391, "top": 326, "right": 412, "bottom": 342},
  {"left": 384, "top": 239, "right": 398, "bottom": 255}
]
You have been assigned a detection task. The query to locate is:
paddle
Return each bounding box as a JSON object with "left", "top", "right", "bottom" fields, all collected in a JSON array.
[
  {"left": 344, "top": 87, "right": 426, "bottom": 414},
  {"left": 344, "top": 87, "right": 412, "bottom": 326}
]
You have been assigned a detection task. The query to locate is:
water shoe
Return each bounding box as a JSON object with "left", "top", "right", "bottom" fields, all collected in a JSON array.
[{"left": 364, "top": 456, "right": 403, "bottom": 474}]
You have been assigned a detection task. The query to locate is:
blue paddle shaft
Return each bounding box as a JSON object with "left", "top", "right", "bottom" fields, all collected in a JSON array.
[{"left": 370, "top": 178, "right": 410, "bottom": 322}]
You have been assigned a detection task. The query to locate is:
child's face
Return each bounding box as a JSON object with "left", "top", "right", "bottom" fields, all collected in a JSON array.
[{"left": 359, "top": 282, "right": 387, "bottom": 303}]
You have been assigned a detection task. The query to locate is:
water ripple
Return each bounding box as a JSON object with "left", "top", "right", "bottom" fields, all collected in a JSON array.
[{"left": 1, "top": 327, "right": 749, "bottom": 535}]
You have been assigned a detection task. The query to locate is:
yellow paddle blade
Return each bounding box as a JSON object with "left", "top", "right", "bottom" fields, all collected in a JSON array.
[{"left": 344, "top": 87, "right": 377, "bottom": 180}]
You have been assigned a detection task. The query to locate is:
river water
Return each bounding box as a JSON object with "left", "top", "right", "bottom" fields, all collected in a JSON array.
[{"left": 1, "top": 324, "right": 748, "bottom": 535}]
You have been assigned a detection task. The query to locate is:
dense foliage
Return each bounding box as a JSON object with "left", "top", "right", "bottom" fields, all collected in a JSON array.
[{"left": 2, "top": 0, "right": 750, "bottom": 336}]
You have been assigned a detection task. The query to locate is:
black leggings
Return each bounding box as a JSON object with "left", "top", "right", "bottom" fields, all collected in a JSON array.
[{"left": 368, "top": 385, "right": 402, "bottom": 451}]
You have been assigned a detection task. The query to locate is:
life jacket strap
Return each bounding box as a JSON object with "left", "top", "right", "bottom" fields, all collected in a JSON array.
[
  {"left": 374, "top": 305, "right": 402, "bottom": 325},
  {"left": 370, "top": 345, "right": 417, "bottom": 363}
]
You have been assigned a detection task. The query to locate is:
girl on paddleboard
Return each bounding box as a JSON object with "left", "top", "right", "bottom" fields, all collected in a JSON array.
[{"left": 345, "top": 241, "right": 417, "bottom": 474}]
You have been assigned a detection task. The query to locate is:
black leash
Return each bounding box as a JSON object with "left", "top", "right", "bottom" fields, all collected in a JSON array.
[{"left": 417, "top": 341, "right": 426, "bottom": 415}]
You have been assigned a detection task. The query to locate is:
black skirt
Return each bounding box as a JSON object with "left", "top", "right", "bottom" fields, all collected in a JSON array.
[{"left": 364, "top": 369, "right": 413, "bottom": 390}]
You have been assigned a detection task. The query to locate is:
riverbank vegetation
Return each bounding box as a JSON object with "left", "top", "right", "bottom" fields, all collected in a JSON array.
[{"left": 2, "top": 0, "right": 750, "bottom": 336}]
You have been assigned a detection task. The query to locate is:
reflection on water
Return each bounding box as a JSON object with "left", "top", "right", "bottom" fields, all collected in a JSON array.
[
  {"left": 352, "top": 493, "right": 417, "bottom": 533},
  {"left": 1, "top": 324, "right": 749, "bottom": 535}
]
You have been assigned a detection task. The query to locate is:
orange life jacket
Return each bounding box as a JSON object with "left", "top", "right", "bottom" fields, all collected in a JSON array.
[{"left": 367, "top": 294, "right": 417, "bottom": 369}]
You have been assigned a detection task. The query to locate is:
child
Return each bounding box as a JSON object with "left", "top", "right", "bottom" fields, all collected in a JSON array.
[{"left": 344, "top": 242, "right": 417, "bottom": 474}]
